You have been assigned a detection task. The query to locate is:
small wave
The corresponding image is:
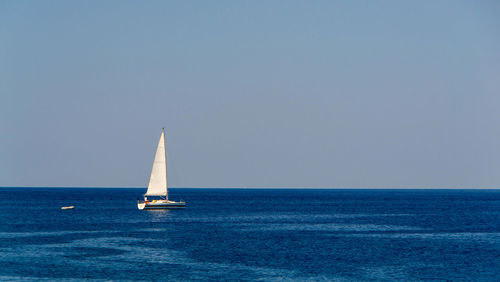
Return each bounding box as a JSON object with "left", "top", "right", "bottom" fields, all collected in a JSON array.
[
  {"left": 336, "top": 232, "right": 500, "bottom": 242},
  {"left": 238, "top": 223, "right": 425, "bottom": 232},
  {"left": 0, "top": 230, "right": 120, "bottom": 239}
]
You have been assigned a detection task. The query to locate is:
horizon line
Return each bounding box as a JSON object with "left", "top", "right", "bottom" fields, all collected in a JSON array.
[{"left": 0, "top": 186, "right": 499, "bottom": 190}]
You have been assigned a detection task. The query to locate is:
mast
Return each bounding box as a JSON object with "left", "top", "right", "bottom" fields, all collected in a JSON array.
[{"left": 163, "top": 127, "right": 168, "bottom": 200}]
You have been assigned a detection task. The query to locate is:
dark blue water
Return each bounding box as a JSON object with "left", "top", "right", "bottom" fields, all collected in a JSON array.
[{"left": 1, "top": 188, "right": 500, "bottom": 281}]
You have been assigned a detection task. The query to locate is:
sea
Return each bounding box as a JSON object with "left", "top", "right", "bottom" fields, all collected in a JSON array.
[{"left": 0, "top": 188, "right": 499, "bottom": 281}]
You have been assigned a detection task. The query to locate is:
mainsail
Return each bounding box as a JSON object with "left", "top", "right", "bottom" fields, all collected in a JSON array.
[{"left": 145, "top": 129, "right": 168, "bottom": 198}]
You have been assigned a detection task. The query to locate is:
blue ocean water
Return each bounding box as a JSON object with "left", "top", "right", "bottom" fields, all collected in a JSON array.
[{"left": 1, "top": 188, "right": 500, "bottom": 281}]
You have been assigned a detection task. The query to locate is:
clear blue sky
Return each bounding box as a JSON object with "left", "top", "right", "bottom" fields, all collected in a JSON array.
[{"left": 1, "top": 1, "right": 499, "bottom": 188}]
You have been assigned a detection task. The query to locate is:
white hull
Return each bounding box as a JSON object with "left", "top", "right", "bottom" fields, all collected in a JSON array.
[{"left": 137, "top": 200, "right": 186, "bottom": 210}]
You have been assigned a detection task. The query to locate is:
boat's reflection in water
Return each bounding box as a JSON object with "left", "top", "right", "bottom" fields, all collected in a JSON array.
[{"left": 145, "top": 209, "right": 173, "bottom": 221}]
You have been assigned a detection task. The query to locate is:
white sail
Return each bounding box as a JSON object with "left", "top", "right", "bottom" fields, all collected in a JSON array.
[{"left": 145, "top": 129, "right": 168, "bottom": 197}]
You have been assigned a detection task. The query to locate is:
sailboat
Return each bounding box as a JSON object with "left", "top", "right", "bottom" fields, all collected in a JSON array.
[{"left": 137, "top": 128, "right": 186, "bottom": 210}]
